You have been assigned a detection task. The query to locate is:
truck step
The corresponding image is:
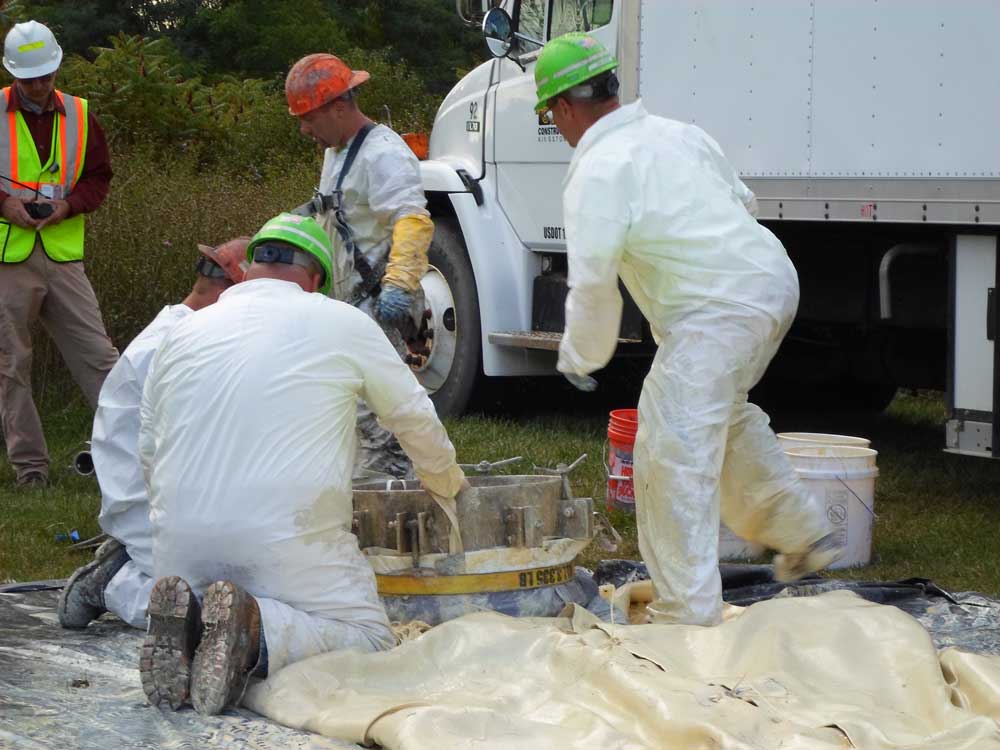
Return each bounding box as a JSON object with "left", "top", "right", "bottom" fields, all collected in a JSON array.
[{"left": 489, "top": 331, "right": 641, "bottom": 351}]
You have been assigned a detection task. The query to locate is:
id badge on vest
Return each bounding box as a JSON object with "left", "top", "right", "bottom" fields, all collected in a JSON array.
[{"left": 39, "top": 184, "right": 64, "bottom": 200}]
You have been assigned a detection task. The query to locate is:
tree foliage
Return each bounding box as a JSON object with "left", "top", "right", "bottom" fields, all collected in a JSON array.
[
  {"left": 16, "top": 0, "right": 484, "bottom": 93},
  {"left": 56, "top": 34, "right": 308, "bottom": 169},
  {"left": 0, "top": 0, "right": 482, "bottom": 167},
  {"left": 47, "top": 31, "right": 439, "bottom": 172},
  {"left": 178, "top": 0, "right": 352, "bottom": 80},
  {"left": 320, "top": 0, "right": 486, "bottom": 94}
]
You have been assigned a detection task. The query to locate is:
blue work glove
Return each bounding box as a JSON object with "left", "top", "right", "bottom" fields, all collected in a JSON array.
[
  {"left": 564, "top": 372, "right": 598, "bottom": 392},
  {"left": 374, "top": 284, "right": 415, "bottom": 328}
]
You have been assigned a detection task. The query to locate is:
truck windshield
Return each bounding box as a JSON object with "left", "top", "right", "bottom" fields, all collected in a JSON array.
[
  {"left": 550, "top": 0, "right": 614, "bottom": 37},
  {"left": 517, "top": 0, "right": 546, "bottom": 45}
]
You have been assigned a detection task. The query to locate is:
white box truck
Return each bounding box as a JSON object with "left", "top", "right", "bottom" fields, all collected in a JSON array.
[{"left": 408, "top": 0, "right": 1000, "bottom": 458}]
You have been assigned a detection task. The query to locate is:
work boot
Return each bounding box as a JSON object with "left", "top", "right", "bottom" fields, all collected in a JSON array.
[
  {"left": 190, "top": 580, "right": 262, "bottom": 716},
  {"left": 773, "top": 533, "right": 844, "bottom": 583},
  {"left": 15, "top": 471, "right": 48, "bottom": 489},
  {"left": 140, "top": 576, "right": 203, "bottom": 710},
  {"left": 57, "top": 538, "right": 129, "bottom": 628}
]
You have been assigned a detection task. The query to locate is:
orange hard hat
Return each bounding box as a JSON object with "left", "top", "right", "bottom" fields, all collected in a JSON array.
[
  {"left": 285, "top": 53, "right": 370, "bottom": 116},
  {"left": 196, "top": 237, "right": 251, "bottom": 284}
]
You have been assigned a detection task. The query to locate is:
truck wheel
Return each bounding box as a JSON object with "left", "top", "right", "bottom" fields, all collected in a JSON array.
[{"left": 411, "top": 217, "right": 481, "bottom": 417}]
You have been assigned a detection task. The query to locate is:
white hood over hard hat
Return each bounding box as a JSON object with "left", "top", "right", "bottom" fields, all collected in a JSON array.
[{"left": 3, "top": 20, "right": 62, "bottom": 79}]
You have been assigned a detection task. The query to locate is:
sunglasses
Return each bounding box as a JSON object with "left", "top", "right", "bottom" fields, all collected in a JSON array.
[{"left": 194, "top": 255, "right": 227, "bottom": 279}]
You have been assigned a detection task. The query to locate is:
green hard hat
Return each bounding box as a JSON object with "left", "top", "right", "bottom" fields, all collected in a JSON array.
[
  {"left": 247, "top": 212, "right": 334, "bottom": 295},
  {"left": 534, "top": 32, "right": 617, "bottom": 113}
]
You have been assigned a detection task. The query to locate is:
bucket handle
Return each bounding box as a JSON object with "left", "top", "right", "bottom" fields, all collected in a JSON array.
[
  {"left": 603, "top": 439, "right": 631, "bottom": 482},
  {"left": 835, "top": 476, "right": 879, "bottom": 519}
]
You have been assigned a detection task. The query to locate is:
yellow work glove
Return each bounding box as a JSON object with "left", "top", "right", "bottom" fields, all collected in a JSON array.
[{"left": 382, "top": 214, "right": 433, "bottom": 292}]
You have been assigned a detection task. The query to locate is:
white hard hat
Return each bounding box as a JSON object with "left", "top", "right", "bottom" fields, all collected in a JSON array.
[{"left": 3, "top": 21, "right": 62, "bottom": 79}]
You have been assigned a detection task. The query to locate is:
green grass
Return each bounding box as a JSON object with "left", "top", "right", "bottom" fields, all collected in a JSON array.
[
  {"left": 2, "top": 389, "right": 999, "bottom": 596},
  {"left": 449, "top": 388, "right": 1000, "bottom": 595},
  {"left": 0, "top": 392, "right": 102, "bottom": 582}
]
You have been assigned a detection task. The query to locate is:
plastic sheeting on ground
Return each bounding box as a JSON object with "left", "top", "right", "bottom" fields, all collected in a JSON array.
[
  {"left": 597, "top": 560, "right": 1000, "bottom": 656},
  {"left": 0, "top": 589, "right": 361, "bottom": 750},
  {"left": 4, "top": 573, "right": 999, "bottom": 749},
  {"left": 247, "top": 591, "right": 1000, "bottom": 749}
]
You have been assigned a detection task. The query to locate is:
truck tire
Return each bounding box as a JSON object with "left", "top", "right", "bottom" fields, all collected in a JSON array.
[{"left": 413, "top": 217, "right": 481, "bottom": 417}]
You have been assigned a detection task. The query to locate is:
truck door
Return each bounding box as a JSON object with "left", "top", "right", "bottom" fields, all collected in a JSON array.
[
  {"left": 947, "top": 235, "right": 1000, "bottom": 457},
  {"left": 491, "top": 0, "right": 618, "bottom": 252}
]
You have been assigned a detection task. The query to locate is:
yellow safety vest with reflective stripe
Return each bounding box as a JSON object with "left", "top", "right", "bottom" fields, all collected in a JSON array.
[{"left": 0, "top": 87, "right": 88, "bottom": 263}]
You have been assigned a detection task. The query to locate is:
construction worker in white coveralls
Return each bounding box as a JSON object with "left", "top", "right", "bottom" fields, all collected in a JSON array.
[
  {"left": 285, "top": 53, "right": 435, "bottom": 479},
  {"left": 137, "top": 214, "right": 467, "bottom": 715},
  {"left": 56, "top": 239, "right": 249, "bottom": 631},
  {"left": 535, "top": 33, "right": 842, "bottom": 626}
]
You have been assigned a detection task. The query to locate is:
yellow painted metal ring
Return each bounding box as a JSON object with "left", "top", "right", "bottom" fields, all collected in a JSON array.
[{"left": 376, "top": 562, "right": 576, "bottom": 596}]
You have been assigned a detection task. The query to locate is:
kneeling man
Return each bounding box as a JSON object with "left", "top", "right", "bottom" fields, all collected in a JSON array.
[{"left": 138, "top": 213, "right": 466, "bottom": 714}]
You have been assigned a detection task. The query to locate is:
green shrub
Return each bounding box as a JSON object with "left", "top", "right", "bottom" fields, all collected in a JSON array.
[
  {"left": 28, "top": 147, "right": 317, "bottom": 396},
  {"left": 87, "top": 146, "right": 317, "bottom": 345},
  {"left": 57, "top": 34, "right": 311, "bottom": 168}
]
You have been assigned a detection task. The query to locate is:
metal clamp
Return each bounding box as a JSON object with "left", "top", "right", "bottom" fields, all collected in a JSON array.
[
  {"left": 533, "top": 453, "right": 588, "bottom": 500},
  {"left": 503, "top": 505, "right": 543, "bottom": 548},
  {"left": 458, "top": 456, "right": 523, "bottom": 475},
  {"left": 384, "top": 511, "right": 434, "bottom": 568}
]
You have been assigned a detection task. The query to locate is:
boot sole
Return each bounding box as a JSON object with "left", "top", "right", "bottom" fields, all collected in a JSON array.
[
  {"left": 140, "top": 576, "right": 201, "bottom": 710},
  {"left": 190, "top": 581, "right": 256, "bottom": 716}
]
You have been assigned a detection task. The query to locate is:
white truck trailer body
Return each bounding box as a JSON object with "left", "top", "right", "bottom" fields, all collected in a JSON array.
[{"left": 418, "top": 0, "right": 1000, "bottom": 457}]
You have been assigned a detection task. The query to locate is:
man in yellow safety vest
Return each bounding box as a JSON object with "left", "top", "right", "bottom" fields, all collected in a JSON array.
[{"left": 0, "top": 20, "right": 117, "bottom": 488}]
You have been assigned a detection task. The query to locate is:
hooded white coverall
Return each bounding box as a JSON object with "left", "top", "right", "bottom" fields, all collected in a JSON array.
[
  {"left": 318, "top": 124, "right": 432, "bottom": 479},
  {"left": 93, "top": 304, "right": 192, "bottom": 628},
  {"left": 140, "top": 279, "right": 465, "bottom": 673},
  {"left": 558, "top": 101, "right": 831, "bottom": 626}
]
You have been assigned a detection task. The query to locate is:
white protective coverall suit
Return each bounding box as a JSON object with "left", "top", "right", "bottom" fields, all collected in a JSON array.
[
  {"left": 558, "top": 101, "right": 831, "bottom": 626},
  {"left": 140, "top": 278, "right": 465, "bottom": 673},
  {"left": 318, "top": 123, "right": 432, "bottom": 479},
  {"left": 93, "top": 304, "right": 192, "bottom": 628}
]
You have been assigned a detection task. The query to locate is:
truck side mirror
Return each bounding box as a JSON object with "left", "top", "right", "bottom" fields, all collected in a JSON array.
[{"left": 483, "top": 7, "right": 516, "bottom": 58}]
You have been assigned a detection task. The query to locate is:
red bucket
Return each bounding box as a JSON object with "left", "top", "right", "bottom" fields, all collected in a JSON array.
[{"left": 607, "top": 409, "right": 637, "bottom": 512}]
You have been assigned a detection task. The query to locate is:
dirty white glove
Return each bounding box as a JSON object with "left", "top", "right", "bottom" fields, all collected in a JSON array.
[
  {"left": 564, "top": 373, "right": 598, "bottom": 392},
  {"left": 427, "top": 485, "right": 466, "bottom": 554}
]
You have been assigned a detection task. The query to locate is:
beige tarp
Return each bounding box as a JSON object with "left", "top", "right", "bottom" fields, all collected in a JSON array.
[{"left": 246, "top": 590, "right": 1000, "bottom": 749}]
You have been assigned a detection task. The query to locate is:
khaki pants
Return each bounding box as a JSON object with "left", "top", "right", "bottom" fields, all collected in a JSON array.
[{"left": 0, "top": 245, "right": 118, "bottom": 480}]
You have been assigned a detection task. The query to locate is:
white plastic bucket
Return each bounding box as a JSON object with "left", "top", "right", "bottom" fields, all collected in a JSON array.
[
  {"left": 784, "top": 445, "right": 879, "bottom": 568},
  {"left": 777, "top": 432, "right": 871, "bottom": 450},
  {"left": 718, "top": 433, "right": 875, "bottom": 562}
]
